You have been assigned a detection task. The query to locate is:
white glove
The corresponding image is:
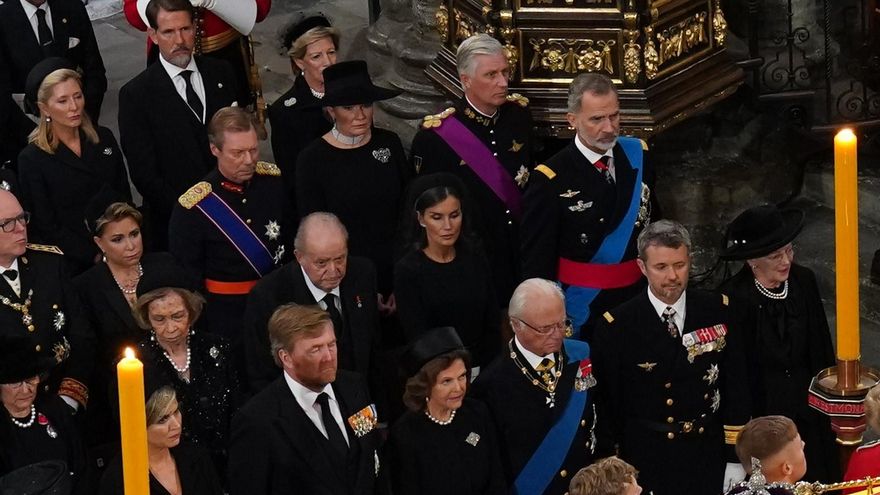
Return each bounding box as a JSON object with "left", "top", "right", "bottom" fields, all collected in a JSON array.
[
  {"left": 59, "top": 394, "right": 80, "bottom": 412},
  {"left": 723, "top": 462, "right": 746, "bottom": 492},
  {"left": 189, "top": 0, "right": 215, "bottom": 9}
]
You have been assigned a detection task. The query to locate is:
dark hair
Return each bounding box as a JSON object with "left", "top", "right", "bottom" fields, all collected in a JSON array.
[
  {"left": 94, "top": 202, "right": 143, "bottom": 237},
  {"left": 402, "top": 349, "right": 470, "bottom": 412},
  {"left": 145, "top": 0, "right": 194, "bottom": 29},
  {"left": 400, "top": 181, "right": 479, "bottom": 256}
]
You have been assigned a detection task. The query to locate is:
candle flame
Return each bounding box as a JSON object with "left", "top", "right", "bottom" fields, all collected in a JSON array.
[
  {"left": 837, "top": 128, "right": 856, "bottom": 142},
  {"left": 124, "top": 347, "right": 135, "bottom": 359}
]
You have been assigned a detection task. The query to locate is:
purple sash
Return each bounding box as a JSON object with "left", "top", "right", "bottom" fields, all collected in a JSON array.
[{"left": 432, "top": 116, "right": 523, "bottom": 219}]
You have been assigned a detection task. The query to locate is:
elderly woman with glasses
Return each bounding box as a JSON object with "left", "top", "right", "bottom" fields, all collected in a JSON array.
[
  {"left": 718, "top": 204, "right": 837, "bottom": 483},
  {"left": 0, "top": 335, "right": 87, "bottom": 493}
]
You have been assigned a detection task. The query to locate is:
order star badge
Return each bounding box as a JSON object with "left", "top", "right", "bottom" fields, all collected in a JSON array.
[
  {"left": 514, "top": 165, "right": 530, "bottom": 187},
  {"left": 264, "top": 220, "right": 281, "bottom": 240},
  {"left": 703, "top": 363, "right": 719, "bottom": 385}
]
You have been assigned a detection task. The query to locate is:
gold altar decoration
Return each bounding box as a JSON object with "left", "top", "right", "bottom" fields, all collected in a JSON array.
[
  {"left": 426, "top": 0, "right": 743, "bottom": 138},
  {"left": 791, "top": 476, "right": 880, "bottom": 494}
]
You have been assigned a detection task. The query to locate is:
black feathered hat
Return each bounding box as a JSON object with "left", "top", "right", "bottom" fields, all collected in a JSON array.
[{"left": 720, "top": 204, "right": 804, "bottom": 261}]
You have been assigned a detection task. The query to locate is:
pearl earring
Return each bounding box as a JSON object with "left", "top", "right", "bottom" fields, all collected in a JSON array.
[{"left": 45, "top": 116, "right": 51, "bottom": 123}]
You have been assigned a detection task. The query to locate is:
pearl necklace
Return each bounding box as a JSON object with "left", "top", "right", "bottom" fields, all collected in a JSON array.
[
  {"left": 754, "top": 278, "right": 788, "bottom": 300},
  {"left": 161, "top": 338, "right": 192, "bottom": 380},
  {"left": 310, "top": 87, "right": 324, "bottom": 99},
  {"left": 331, "top": 126, "right": 365, "bottom": 146},
  {"left": 10, "top": 405, "right": 36, "bottom": 428},
  {"left": 113, "top": 263, "right": 143, "bottom": 295},
  {"left": 425, "top": 408, "right": 456, "bottom": 426}
]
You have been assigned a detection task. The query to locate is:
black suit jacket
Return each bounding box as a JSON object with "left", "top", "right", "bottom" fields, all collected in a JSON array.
[
  {"left": 0, "top": 0, "right": 107, "bottom": 121},
  {"left": 243, "top": 257, "right": 380, "bottom": 393},
  {"left": 118, "top": 56, "right": 238, "bottom": 247},
  {"left": 228, "top": 371, "right": 386, "bottom": 495}
]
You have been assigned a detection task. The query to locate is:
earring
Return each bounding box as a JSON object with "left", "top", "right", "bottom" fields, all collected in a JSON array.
[
  {"left": 419, "top": 223, "right": 426, "bottom": 228},
  {"left": 45, "top": 116, "right": 51, "bottom": 123},
  {"left": 425, "top": 397, "right": 429, "bottom": 402},
  {"left": 101, "top": 252, "right": 107, "bottom": 263}
]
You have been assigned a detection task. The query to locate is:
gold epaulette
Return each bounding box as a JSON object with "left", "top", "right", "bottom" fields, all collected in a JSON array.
[
  {"left": 421, "top": 107, "right": 456, "bottom": 129},
  {"left": 724, "top": 424, "right": 744, "bottom": 445},
  {"left": 506, "top": 93, "right": 529, "bottom": 107},
  {"left": 721, "top": 294, "right": 729, "bottom": 306},
  {"left": 178, "top": 182, "right": 212, "bottom": 209},
  {"left": 639, "top": 138, "right": 649, "bottom": 151},
  {"left": 535, "top": 164, "right": 556, "bottom": 179},
  {"left": 603, "top": 312, "right": 614, "bottom": 323},
  {"left": 26, "top": 243, "right": 63, "bottom": 255},
  {"left": 255, "top": 161, "right": 281, "bottom": 176}
]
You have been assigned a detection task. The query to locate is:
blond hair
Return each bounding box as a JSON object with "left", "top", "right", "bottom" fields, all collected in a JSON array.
[
  {"left": 146, "top": 386, "right": 178, "bottom": 426},
  {"left": 268, "top": 304, "right": 332, "bottom": 366},
  {"left": 208, "top": 106, "right": 256, "bottom": 149},
  {"left": 289, "top": 26, "right": 340, "bottom": 75},
  {"left": 569, "top": 456, "right": 638, "bottom": 495},
  {"left": 94, "top": 202, "right": 143, "bottom": 237},
  {"left": 29, "top": 68, "right": 99, "bottom": 154}
]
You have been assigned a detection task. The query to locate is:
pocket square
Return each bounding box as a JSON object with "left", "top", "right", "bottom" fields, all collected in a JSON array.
[{"left": 68, "top": 37, "right": 80, "bottom": 49}]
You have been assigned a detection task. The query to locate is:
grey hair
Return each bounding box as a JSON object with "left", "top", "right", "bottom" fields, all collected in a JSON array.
[
  {"left": 294, "top": 212, "right": 349, "bottom": 252},
  {"left": 636, "top": 220, "right": 692, "bottom": 260},
  {"left": 567, "top": 73, "right": 617, "bottom": 114},
  {"left": 456, "top": 33, "right": 505, "bottom": 78},
  {"left": 866, "top": 384, "right": 880, "bottom": 433},
  {"left": 508, "top": 278, "right": 565, "bottom": 320}
]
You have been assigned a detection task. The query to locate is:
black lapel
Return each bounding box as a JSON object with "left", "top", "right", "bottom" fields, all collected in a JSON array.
[
  {"left": 47, "top": 0, "right": 69, "bottom": 58},
  {"left": 198, "top": 57, "right": 226, "bottom": 119},
  {"left": 52, "top": 135, "right": 94, "bottom": 175},
  {"left": 4, "top": 2, "right": 43, "bottom": 64},
  {"left": 99, "top": 265, "right": 137, "bottom": 329},
  {"left": 147, "top": 62, "right": 202, "bottom": 126},
  {"left": 339, "top": 275, "right": 368, "bottom": 371}
]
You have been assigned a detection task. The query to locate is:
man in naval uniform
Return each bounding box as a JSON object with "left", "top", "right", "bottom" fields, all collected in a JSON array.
[
  {"left": 471, "top": 278, "right": 600, "bottom": 495},
  {"left": 410, "top": 33, "right": 533, "bottom": 308},
  {"left": 520, "top": 73, "right": 659, "bottom": 343},
  {"left": 593, "top": 220, "right": 751, "bottom": 495},
  {"left": 0, "top": 189, "right": 93, "bottom": 411},
  {"left": 169, "top": 106, "right": 289, "bottom": 364}
]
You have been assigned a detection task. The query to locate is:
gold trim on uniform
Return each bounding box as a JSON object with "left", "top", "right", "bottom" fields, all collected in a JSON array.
[
  {"left": 255, "top": 161, "right": 281, "bottom": 176},
  {"left": 535, "top": 164, "right": 556, "bottom": 179},
  {"left": 603, "top": 311, "right": 614, "bottom": 323},
  {"left": 506, "top": 93, "right": 529, "bottom": 107},
  {"left": 26, "top": 243, "right": 63, "bottom": 255},
  {"left": 179, "top": 181, "right": 212, "bottom": 209},
  {"left": 421, "top": 107, "right": 456, "bottom": 129},
  {"left": 59, "top": 377, "right": 88, "bottom": 407},
  {"left": 724, "top": 424, "right": 744, "bottom": 445},
  {"left": 721, "top": 294, "right": 729, "bottom": 306},
  {"left": 199, "top": 28, "right": 241, "bottom": 53}
]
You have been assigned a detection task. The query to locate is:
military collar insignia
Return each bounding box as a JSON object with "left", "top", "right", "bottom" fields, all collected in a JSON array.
[
  {"left": 637, "top": 362, "right": 657, "bottom": 372},
  {"left": 0, "top": 181, "right": 10, "bottom": 191},
  {"left": 463, "top": 107, "right": 495, "bottom": 127},
  {"left": 103, "top": 147, "right": 112, "bottom": 155},
  {"left": 683, "top": 324, "right": 727, "bottom": 363}
]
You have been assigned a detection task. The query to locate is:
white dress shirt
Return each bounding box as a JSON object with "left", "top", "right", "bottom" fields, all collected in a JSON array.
[
  {"left": 300, "top": 266, "right": 342, "bottom": 314},
  {"left": 283, "top": 372, "right": 350, "bottom": 445},
  {"left": 0, "top": 259, "right": 21, "bottom": 297},
  {"left": 646, "top": 287, "right": 687, "bottom": 342},
  {"left": 574, "top": 134, "right": 616, "bottom": 182},
  {"left": 514, "top": 335, "right": 557, "bottom": 374},
  {"left": 158, "top": 54, "right": 206, "bottom": 121},
  {"left": 19, "top": 0, "right": 53, "bottom": 43}
]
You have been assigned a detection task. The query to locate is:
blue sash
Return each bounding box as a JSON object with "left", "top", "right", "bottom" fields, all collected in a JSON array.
[
  {"left": 194, "top": 192, "right": 275, "bottom": 277},
  {"left": 565, "top": 137, "right": 643, "bottom": 334},
  {"left": 513, "top": 339, "right": 590, "bottom": 495}
]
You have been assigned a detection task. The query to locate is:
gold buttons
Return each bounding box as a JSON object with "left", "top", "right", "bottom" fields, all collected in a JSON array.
[
  {"left": 666, "top": 417, "right": 674, "bottom": 423},
  {"left": 599, "top": 218, "right": 605, "bottom": 223},
  {"left": 704, "top": 394, "right": 709, "bottom": 400},
  {"left": 27, "top": 325, "right": 35, "bottom": 332},
  {"left": 666, "top": 398, "right": 673, "bottom": 406},
  {"left": 664, "top": 382, "right": 671, "bottom": 389},
  {"left": 682, "top": 421, "right": 693, "bottom": 433},
  {"left": 698, "top": 427, "right": 705, "bottom": 434},
  {"left": 667, "top": 432, "right": 675, "bottom": 440},
  {"left": 580, "top": 420, "right": 586, "bottom": 427},
  {"left": 35, "top": 345, "right": 41, "bottom": 352},
  {"left": 246, "top": 219, "right": 252, "bottom": 224},
  {"left": 560, "top": 470, "right": 568, "bottom": 478},
  {"left": 52, "top": 304, "right": 58, "bottom": 309}
]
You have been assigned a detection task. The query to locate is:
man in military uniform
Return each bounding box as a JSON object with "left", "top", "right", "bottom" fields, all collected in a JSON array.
[
  {"left": 471, "top": 278, "right": 600, "bottom": 495},
  {"left": 169, "top": 106, "right": 289, "bottom": 359},
  {"left": 0, "top": 189, "right": 93, "bottom": 411},
  {"left": 520, "top": 73, "right": 658, "bottom": 342},
  {"left": 410, "top": 33, "right": 533, "bottom": 307},
  {"left": 593, "top": 220, "right": 750, "bottom": 495}
]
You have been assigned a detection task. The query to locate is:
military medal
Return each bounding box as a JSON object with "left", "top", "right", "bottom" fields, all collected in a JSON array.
[
  {"left": 53, "top": 310, "right": 65, "bottom": 331},
  {"left": 514, "top": 165, "right": 529, "bottom": 187},
  {"left": 264, "top": 220, "right": 281, "bottom": 240},
  {"left": 0, "top": 289, "right": 35, "bottom": 332},
  {"left": 347, "top": 404, "right": 378, "bottom": 438},
  {"left": 273, "top": 245, "right": 286, "bottom": 264},
  {"left": 575, "top": 358, "right": 597, "bottom": 391},
  {"left": 703, "top": 364, "right": 719, "bottom": 385},
  {"left": 683, "top": 324, "right": 727, "bottom": 363}
]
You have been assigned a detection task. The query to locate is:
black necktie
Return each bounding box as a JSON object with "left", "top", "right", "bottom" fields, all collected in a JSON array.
[
  {"left": 322, "top": 293, "right": 343, "bottom": 336},
  {"left": 322, "top": 293, "right": 354, "bottom": 369},
  {"left": 35, "top": 9, "right": 53, "bottom": 51},
  {"left": 179, "top": 70, "right": 203, "bottom": 121},
  {"left": 315, "top": 392, "right": 348, "bottom": 457},
  {"left": 3, "top": 270, "right": 17, "bottom": 281}
]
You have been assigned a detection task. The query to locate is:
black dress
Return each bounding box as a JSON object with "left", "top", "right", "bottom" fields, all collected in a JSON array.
[
  {"left": 0, "top": 396, "right": 87, "bottom": 494},
  {"left": 388, "top": 398, "right": 506, "bottom": 495},
  {"left": 296, "top": 128, "right": 411, "bottom": 295},
  {"left": 98, "top": 441, "right": 223, "bottom": 495},
  {"left": 138, "top": 331, "right": 241, "bottom": 477},
  {"left": 394, "top": 247, "right": 501, "bottom": 367},
  {"left": 718, "top": 263, "right": 839, "bottom": 482}
]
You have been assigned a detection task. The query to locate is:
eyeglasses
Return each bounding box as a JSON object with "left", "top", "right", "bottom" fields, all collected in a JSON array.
[
  {"left": 0, "top": 212, "right": 30, "bottom": 233},
  {"left": 6, "top": 373, "right": 46, "bottom": 390},
  {"left": 512, "top": 317, "right": 572, "bottom": 336}
]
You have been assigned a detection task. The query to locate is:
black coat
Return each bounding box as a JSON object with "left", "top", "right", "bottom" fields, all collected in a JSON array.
[
  {"left": 470, "top": 339, "right": 599, "bottom": 495},
  {"left": 592, "top": 289, "right": 751, "bottom": 495},
  {"left": 243, "top": 258, "right": 380, "bottom": 394},
  {"left": 410, "top": 97, "right": 534, "bottom": 304},
  {"left": 118, "top": 56, "right": 238, "bottom": 248},
  {"left": 99, "top": 441, "right": 223, "bottom": 495},
  {"left": 0, "top": 0, "right": 107, "bottom": 121},
  {"left": 18, "top": 127, "right": 132, "bottom": 275},
  {"left": 227, "top": 371, "right": 388, "bottom": 495}
]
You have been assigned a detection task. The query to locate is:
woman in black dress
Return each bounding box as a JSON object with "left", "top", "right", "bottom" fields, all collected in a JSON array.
[
  {"left": 717, "top": 204, "right": 838, "bottom": 483},
  {"left": 296, "top": 60, "right": 408, "bottom": 306},
  {"left": 0, "top": 335, "right": 87, "bottom": 494},
  {"left": 388, "top": 327, "right": 505, "bottom": 495},
  {"left": 17, "top": 58, "right": 131, "bottom": 275},
  {"left": 395, "top": 173, "right": 500, "bottom": 369},
  {"left": 132, "top": 275, "right": 240, "bottom": 479},
  {"left": 99, "top": 385, "right": 223, "bottom": 495}
]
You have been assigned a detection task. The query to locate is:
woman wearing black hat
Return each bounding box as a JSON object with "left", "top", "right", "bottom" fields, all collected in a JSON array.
[
  {"left": 395, "top": 173, "right": 501, "bottom": 369},
  {"left": 132, "top": 276, "right": 241, "bottom": 480},
  {"left": 296, "top": 60, "right": 409, "bottom": 305},
  {"left": 17, "top": 58, "right": 132, "bottom": 276},
  {"left": 388, "top": 327, "right": 505, "bottom": 495},
  {"left": 717, "top": 204, "right": 838, "bottom": 483},
  {"left": 0, "top": 335, "right": 87, "bottom": 494}
]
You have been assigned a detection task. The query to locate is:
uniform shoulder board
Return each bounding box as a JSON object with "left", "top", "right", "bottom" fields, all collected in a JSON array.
[
  {"left": 421, "top": 107, "right": 456, "bottom": 129},
  {"left": 26, "top": 243, "right": 63, "bottom": 255},
  {"left": 178, "top": 181, "right": 212, "bottom": 209},
  {"left": 534, "top": 164, "right": 556, "bottom": 179},
  {"left": 721, "top": 294, "right": 729, "bottom": 306},
  {"left": 255, "top": 161, "right": 281, "bottom": 176},
  {"left": 640, "top": 139, "right": 649, "bottom": 151},
  {"left": 603, "top": 311, "right": 614, "bottom": 323},
  {"left": 506, "top": 93, "right": 529, "bottom": 107}
]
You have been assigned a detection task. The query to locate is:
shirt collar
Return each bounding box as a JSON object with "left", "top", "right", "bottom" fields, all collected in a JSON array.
[
  {"left": 574, "top": 134, "right": 614, "bottom": 165},
  {"left": 299, "top": 265, "right": 341, "bottom": 303},
  {"left": 513, "top": 335, "right": 555, "bottom": 371},
  {"left": 283, "top": 370, "right": 336, "bottom": 409},
  {"left": 464, "top": 94, "right": 498, "bottom": 119},
  {"left": 20, "top": 0, "right": 48, "bottom": 19},
  {"left": 646, "top": 287, "right": 687, "bottom": 323},
  {"left": 0, "top": 259, "right": 20, "bottom": 272},
  {"left": 158, "top": 52, "right": 198, "bottom": 81}
]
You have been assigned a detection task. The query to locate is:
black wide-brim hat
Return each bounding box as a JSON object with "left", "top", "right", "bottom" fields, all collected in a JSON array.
[
  {"left": 402, "top": 327, "right": 465, "bottom": 377},
  {"left": 0, "top": 335, "right": 57, "bottom": 384},
  {"left": 719, "top": 204, "right": 804, "bottom": 261},
  {"left": 0, "top": 460, "right": 72, "bottom": 495},
  {"left": 283, "top": 14, "right": 332, "bottom": 51},
  {"left": 25, "top": 57, "right": 77, "bottom": 110},
  {"left": 319, "top": 60, "right": 400, "bottom": 107}
]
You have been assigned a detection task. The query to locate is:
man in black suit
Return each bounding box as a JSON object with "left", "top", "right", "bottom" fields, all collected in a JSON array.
[
  {"left": 593, "top": 220, "right": 751, "bottom": 495},
  {"left": 520, "top": 73, "right": 658, "bottom": 342},
  {"left": 118, "top": 0, "right": 238, "bottom": 249},
  {"left": 471, "top": 278, "right": 600, "bottom": 495},
  {"left": 243, "top": 211, "right": 379, "bottom": 394},
  {"left": 229, "top": 303, "right": 386, "bottom": 495}
]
